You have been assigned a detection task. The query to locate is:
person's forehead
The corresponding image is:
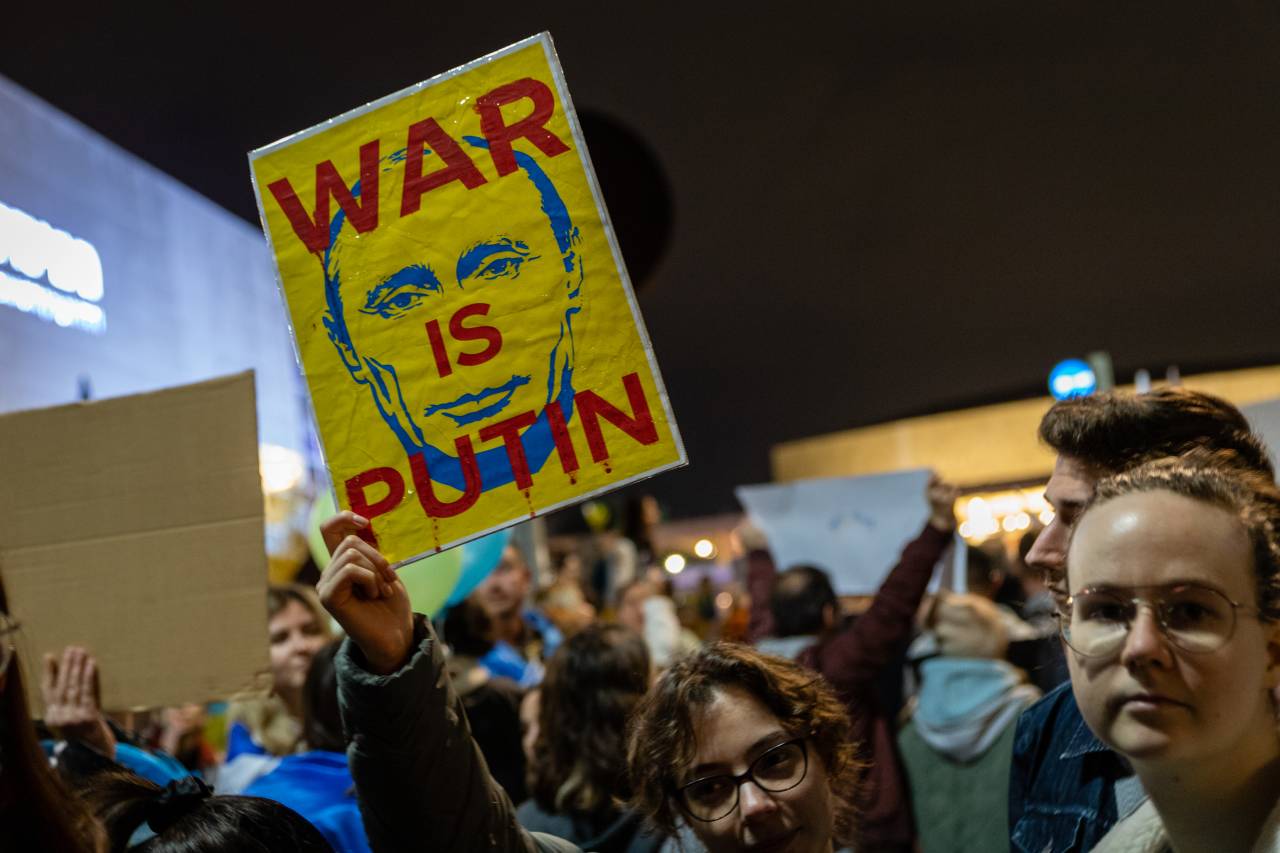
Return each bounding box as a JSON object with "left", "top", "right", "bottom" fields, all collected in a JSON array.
[
  {"left": 332, "top": 167, "right": 553, "bottom": 264},
  {"left": 1048, "top": 454, "right": 1101, "bottom": 498},
  {"left": 270, "top": 598, "right": 315, "bottom": 628},
  {"left": 1070, "top": 491, "right": 1252, "bottom": 592},
  {"left": 498, "top": 546, "right": 528, "bottom": 571},
  {"left": 690, "top": 685, "right": 787, "bottom": 768}
]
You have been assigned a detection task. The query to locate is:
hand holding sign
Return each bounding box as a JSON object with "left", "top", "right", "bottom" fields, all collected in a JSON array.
[{"left": 318, "top": 513, "right": 414, "bottom": 675}]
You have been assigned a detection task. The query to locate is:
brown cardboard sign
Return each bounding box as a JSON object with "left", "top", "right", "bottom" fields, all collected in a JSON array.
[{"left": 0, "top": 372, "right": 270, "bottom": 712}]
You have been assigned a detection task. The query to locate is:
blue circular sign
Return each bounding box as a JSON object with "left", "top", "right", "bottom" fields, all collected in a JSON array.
[{"left": 1049, "top": 358, "right": 1097, "bottom": 400}]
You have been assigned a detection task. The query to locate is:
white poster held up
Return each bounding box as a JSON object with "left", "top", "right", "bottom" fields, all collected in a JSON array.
[{"left": 736, "top": 469, "right": 955, "bottom": 595}]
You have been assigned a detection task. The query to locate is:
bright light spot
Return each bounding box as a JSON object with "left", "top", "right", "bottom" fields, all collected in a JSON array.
[
  {"left": 966, "top": 497, "right": 991, "bottom": 520},
  {"left": 694, "top": 538, "right": 715, "bottom": 559},
  {"left": 260, "top": 444, "right": 305, "bottom": 494},
  {"left": 0, "top": 201, "right": 106, "bottom": 334},
  {"left": 664, "top": 554, "right": 686, "bottom": 575},
  {"left": 0, "top": 270, "right": 106, "bottom": 334},
  {"left": 964, "top": 514, "right": 1001, "bottom": 543},
  {"left": 57, "top": 237, "right": 104, "bottom": 301},
  {"left": 1048, "top": 358, "right": 1097, "bottom": 400},
  {"left": 960, "top": 486, "right": 1054, "bottom": 539},
  {"left": 8, "top": 212, "right": 52, "bottom": 280},
  {"left": 992, "top": 494, "right": 1023, "bottom": 516},
  {"left": 1039, "top": 508, "right": 1056, "bottom": 526},
  {"left": 715, "top": 592, "right": 732, "bottom": 610}
]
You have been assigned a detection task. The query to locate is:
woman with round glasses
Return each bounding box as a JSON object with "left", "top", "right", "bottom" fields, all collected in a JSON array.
[
  {"left": 1061, "top": 458, "right": 1280, "bottom": 852},
  {"left": 629, "top": 642, "right": 858, "bottom": 852}
]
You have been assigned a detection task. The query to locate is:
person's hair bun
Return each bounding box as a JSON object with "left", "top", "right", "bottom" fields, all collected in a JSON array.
[{"left": 144, "top": 776, "right": 213, "bottom": 833}]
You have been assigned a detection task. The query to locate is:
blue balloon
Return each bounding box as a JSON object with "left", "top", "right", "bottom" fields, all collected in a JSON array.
[{"left": 445, "top": 529, "right": 513, "bottom": 608}]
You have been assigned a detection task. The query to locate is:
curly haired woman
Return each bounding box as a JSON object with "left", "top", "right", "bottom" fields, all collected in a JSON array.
[{"left": 314, "top": 511, "right": 861, "bottom": 853}]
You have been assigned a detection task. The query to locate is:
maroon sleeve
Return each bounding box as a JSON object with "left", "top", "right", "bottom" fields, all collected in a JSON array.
[
  {"left": 807, "top": 523, "right": 951, "bottom": 692},
  {"left": 745, "top": 549, "right": 778, "bottom": 642}
]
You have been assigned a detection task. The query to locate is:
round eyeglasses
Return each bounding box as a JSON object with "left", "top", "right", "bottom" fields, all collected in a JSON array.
[
  {"left": 1059, "top": 582, "right": 1261, "bottom": 658},
  {"left": 676, "top": 739, "right": 808, "bottom": 823}
]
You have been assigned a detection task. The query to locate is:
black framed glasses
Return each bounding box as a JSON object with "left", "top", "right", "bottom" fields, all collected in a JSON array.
[
  {"left": 676, "top": 739, "right": 808, "bottom": 822},
  {"left": 1060, "top": 582, "right": 1260, "bottom": 658}
]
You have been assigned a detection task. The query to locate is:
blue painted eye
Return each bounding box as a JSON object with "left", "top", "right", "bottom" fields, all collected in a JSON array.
[
  {"left": 478, "top": 256, "right": 523, "bottom": 279},
  {"left": 363, "top": 286, "right": 437, "bottom": 319}
]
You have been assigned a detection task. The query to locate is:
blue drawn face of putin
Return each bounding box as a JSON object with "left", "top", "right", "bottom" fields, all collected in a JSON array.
[{"left": 322, "top": 139, "right": 583, "bottom": 492}]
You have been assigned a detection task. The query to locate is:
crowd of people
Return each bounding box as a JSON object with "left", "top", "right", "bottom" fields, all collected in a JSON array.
[{"left": 3, "top": 385, "right": 1280, "bottom": 852}]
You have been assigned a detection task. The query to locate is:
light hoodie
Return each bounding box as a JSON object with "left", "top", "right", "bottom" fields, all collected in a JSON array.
[{"left": 912, "top": 657, "right": 1040, "bottom": 762}]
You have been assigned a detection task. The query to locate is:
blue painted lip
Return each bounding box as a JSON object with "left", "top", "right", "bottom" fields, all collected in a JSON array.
[{"left": 423, "top": 375, "right": 531, "bottom": 427}]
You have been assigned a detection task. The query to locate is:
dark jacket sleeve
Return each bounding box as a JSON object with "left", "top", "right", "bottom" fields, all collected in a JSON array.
[
  {"left": 335, "top": 615, "right": 580, "bottom": 853},
  {"left": 744, "top": 549, "right": 778, "bottom": 642},
  {"left": 809, "top": 523, "right": 951, "bottom": 691}
]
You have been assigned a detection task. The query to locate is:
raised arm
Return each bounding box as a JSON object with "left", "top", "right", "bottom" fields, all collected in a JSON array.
[
  {"left": 42, "top": 645, "right": 117, "bottom": 759},
  {"left": 813, "top": 476, "right": 958, "bottom": 689},
  {"left": 318, "top": 513, "right": 548, "bottom": 853}
]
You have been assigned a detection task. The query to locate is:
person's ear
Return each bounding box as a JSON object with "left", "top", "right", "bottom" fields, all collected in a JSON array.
[
  {"left": 822, "top": 602, "right": 836, "bottom": 631},
  {"left": 324, "top": 313, "right": 367, "bottom": 383}
]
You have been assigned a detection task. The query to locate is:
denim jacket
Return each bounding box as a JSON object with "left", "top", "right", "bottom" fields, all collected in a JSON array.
[{"left": 1008, "top": 682, "right": 1131, "bottom": 853}]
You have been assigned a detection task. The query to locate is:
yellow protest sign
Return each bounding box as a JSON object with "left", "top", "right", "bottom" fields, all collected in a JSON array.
[{"left": 250, "top": 33, "right": 684, "bottom": 565}]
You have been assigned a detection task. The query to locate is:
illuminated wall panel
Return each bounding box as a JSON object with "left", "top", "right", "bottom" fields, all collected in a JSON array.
[{"left": 0, "top": 76, "right": 307, "bottom": 454}]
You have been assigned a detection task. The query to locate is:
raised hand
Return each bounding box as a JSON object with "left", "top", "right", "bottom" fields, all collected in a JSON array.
[
  {"left": 317, "top": 512, "right": 414, "bottom": 675},
  {"left": 41, "top": 645, "right": 116, "bottom": 758},
  {"left": 927, "top": 474, "right": 960, "bottom": 532}
]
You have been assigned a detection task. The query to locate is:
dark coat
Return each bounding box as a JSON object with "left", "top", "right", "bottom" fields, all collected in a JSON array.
[{"left": 335, "top": 616, "right": 581, "bottom": 853}]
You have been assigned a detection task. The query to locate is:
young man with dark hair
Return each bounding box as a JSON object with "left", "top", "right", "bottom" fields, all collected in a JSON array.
[
  {"left": 1009, "top": 387, "right": 1274, "bottom": 853},
  {"left": 1026, "top": 388, "right": 1271, "bottom": 598},
  {"left": 760, "top": 476, "right": 959, "bottom": 853}
]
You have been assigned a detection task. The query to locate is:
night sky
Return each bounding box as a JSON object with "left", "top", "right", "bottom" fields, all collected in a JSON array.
[{"left": 7, "top": 2, "right": 1280, "bottom": 519}]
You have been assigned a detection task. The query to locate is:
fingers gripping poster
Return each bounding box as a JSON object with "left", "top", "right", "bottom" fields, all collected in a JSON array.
[{"left": 250, "top": 33, "right": 685, "bottom": 566}]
